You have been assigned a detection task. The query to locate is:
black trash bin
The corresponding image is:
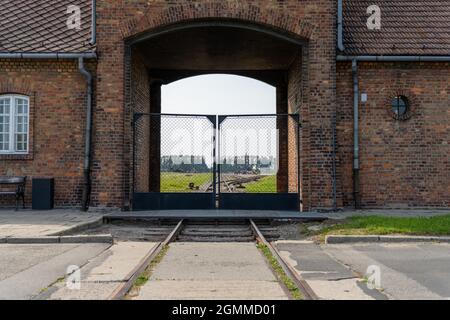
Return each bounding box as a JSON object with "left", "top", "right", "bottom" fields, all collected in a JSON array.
[{"left": 32, "top": 178, "right": 54, "bottom": 210}]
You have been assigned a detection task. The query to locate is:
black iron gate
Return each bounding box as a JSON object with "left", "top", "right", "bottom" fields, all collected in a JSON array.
[{"left": 132, "top": 113, "right": 300, "bottom": 211}]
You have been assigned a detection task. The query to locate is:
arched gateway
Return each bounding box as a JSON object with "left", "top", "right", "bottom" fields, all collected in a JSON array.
[
  {"left": 2, "top": 1, "right": 449, "bottom": 212},
  {"left": 91, "top": 1, "right": 338, "bottom": 211}
]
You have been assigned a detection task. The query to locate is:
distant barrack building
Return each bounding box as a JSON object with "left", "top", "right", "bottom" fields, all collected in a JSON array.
[
  {"left": 161, "top": 156, "right": 209, "bottom": 173},
  {"left": 0, "top": 0, "right": 449, "bottom": 211}
]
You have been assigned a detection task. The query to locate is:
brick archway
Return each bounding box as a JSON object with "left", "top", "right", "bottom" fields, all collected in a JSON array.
[
  {"left": 92, "top": 0, "right": 337, "bottom": 211},
  {"left": 120, "top": 2, "right": 315, "bottom": 41}
]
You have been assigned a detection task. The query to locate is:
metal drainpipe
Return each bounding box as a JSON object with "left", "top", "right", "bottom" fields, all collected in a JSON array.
[
  {"left": 78, "top": 57, "right": 93, "bottom": 212},
  {"left": 90, "top": 0, "right": 97, "bottom": 45},
  {"left": 337, "top": 0, "right": 345, "bottom": 52},
  {"left": 337, "top": 55, "right": 450, "bottom": 62},
  {"left": 352, "top": 59, "right": 361, "bottom": 209},
  {"left": 0, "top": 53, "right": 96, "bottom": 59}
]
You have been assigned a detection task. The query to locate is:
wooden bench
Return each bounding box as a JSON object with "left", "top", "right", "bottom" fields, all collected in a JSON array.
[{"left": 0, "top": 176, "right": 26, "bottom": 210}]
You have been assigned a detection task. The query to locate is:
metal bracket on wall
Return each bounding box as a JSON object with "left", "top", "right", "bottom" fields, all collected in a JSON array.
[
  {"left": 133, "top": 113, "right": 144, "bottom": 125},
  {"left": 206, "top": 115, "right": 217, "bottom": 128},
  {"left": 218, "top": 115, "right": 228, "bottom": 126}
]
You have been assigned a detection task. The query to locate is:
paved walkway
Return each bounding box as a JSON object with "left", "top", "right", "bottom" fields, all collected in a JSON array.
[
  {"left": 325, "top": 243, "right": 450, "bottom": 300},
  {"left": 0, "top": 243, "right": 109, "bottom": 300},
  {"left": 326, "top": 209, "right": 450, "bottom": 220},
  {"left": 276, "top": 240, "right": 450, "bottom": 300},
  {"left": 276, "top": 240, "right": 384, "bottom": 300},
  {"left": 134, "top": 242, "right": 289, "bottom": 300},
  {"left": 0, "top": 210, "right": 103, "bottom": 237},
  {"left": 43, "top": 242, "right": 158, "bottom": 300}
]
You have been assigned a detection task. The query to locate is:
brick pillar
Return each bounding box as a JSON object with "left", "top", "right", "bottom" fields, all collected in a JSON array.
[
  {"left": 149, "top": 80, "right": 162, "bottom": 192},
  {"left": 277, "top": 83, "right": 289, "bottom": 193}
]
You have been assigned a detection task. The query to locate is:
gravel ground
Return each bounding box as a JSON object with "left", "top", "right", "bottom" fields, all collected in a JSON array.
[
  {"left": 75, "top": 221, "right": 177, "bottom": 242},
  {"left": 269, "top": 220, "right": 338, "bottom": 241},
  {"left": 73, "top": 219, "right": 336, "bottom": 242}
]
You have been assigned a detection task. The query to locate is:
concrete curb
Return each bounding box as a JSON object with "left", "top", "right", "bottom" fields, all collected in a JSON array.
[
  {"left": 3, "top": 234, "right": 113, "bottom": 244},
  {"left": 60, "top": 235, "right": 113, "bottom": 243},
  {"left": 326, "top": 235, "right": 450, "bottom": 244},
  {"left": 50, "top": 216, "right": 104, "bottom": 236},
  {"left": 7, "top": 236, "right": 61, "bottom": 244}
]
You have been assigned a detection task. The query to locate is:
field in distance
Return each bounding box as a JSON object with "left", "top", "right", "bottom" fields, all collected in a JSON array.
[{"left": 160, "top": 172, "right": 277, "bottom": 193}]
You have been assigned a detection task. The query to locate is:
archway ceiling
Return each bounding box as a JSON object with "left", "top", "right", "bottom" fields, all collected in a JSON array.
[{"left": 135, "top": 26, "right": 301, "bottom": 71}]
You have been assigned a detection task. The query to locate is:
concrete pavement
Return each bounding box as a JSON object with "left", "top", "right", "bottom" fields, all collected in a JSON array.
[
  {"left": 0, "top": 210, "right": 103, "bottom": 237},
  {"left": 0, "top": 243, "right": 110, "bottom": 300},
  {"left": 43, "top": 242, "right": 158, "bottom": 300},
  {"left": 322, "top": 209, "right": 450, "bottom": 220},
  {"left": 134, "top": 242, "right": 289, "bottom": 300},
  {"left": 276, "top": 240, "right": 450, "bottom": 300},
  {"left": 275, "top": 241, "right": 385, "bottom": 300},
  {"left": 326, "top": 235, "right": 450, "bottom": 244},
  {"left": 325, "top": 243, "right": 450, "bottom": 300}
]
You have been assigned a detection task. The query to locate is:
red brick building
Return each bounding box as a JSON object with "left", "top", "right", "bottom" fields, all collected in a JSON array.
[{"left": 0, "top": 0, "right": 449, "bottom": 211}]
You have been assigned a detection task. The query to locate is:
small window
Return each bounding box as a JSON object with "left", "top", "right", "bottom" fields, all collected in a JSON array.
[
  {"left": 0, "top": 95, "right": 29, "bottom": 154},
  {"left": 391, "top": 95, "right": 409, "bottom": 117}
]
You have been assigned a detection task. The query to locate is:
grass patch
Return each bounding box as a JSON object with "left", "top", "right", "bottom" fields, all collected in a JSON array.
[
  {"left": 243, "top": 175, "right": 277, "bottom": 193},
  {"left": 39, "top": 276, "right": 66, "bottom": 294},
  {"left": 161, "top": 173, "right": 211, "bottom": 192},
  {"left": 257, "top": 243, "right": 302, "bottom": 300},
  {"left": 126, "top": 245, "right": 170, "bottom": 297},
  {"left": 316, "top": 214, "right": 450, "bottom": 239}
]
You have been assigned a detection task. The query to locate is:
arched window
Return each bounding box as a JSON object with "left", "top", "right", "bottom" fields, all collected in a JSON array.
[{"left": 0, "top": 95, "right": 29, "bottom": 154}]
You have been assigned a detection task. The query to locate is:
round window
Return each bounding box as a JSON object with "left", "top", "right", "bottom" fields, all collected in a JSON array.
[{"left": 391, "top": 96, "right": 409, "bottom": 117}]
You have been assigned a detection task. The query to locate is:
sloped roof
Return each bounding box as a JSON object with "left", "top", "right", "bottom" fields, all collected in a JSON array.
[
  {"left": 0, "top": 0, "right": 94, "bottom": 53},
  {"left": 0, "top": 1, "right": 449, "bottom": 56},
  {"left": 343, "top": 0, "right": 450, "bottom": 55}
]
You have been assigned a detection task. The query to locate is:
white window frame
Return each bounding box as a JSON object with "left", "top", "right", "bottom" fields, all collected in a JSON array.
[{"left": 0, "top": 95, "right": 30, "bottom": 155}]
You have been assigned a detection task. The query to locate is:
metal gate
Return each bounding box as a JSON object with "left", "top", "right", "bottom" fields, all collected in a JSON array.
[{"left": 132, "top": 113, "right": 300, "bottom": 211}]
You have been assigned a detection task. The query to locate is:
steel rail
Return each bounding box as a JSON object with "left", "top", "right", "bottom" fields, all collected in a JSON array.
[
  {"left": 250, "top": 220, "right": 319, "bottom": 300},
  {"left": 108, "top": 220, "right": 184, "bottom": 300}
]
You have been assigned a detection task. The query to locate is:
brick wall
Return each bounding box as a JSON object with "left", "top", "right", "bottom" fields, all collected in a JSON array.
[
  {"left": 287, "top": 53, "right": 302, "bottom": 196},
  {"left": 0, "top": 59, "right": 94, "bottom": 208},
  {"left": 2, "top": 2, "right": 447, "bottom": 211},
  {"left": 97, "top": 0, "right": 337, "bottom": 210},
  {"left": 337, "top": 61, "right": 450, "bottom": 208},
  {"left": 336, "top": 62, "right": 354, "bottom": 207},
  {"left": 131, "top": 50, "right": 151, "bottom": 193}
]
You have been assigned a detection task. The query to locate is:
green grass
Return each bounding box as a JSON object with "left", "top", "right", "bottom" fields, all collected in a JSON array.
[
  {"left": 257, "top": 243, "right": 302, "bottom": 300},
  {"left": 317, "top": 214, "right": 450, "bottom": 238},
  {"left": 161, "top": 173, "right": 211, "bottom": 192},
  {"left": 243, "top": 175, "right": 277, "bottom": 193}
]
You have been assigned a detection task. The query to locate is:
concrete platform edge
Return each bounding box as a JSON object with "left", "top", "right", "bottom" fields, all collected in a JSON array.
[{"left": 326, "top": 235, "right": 450, "bottom": 244}]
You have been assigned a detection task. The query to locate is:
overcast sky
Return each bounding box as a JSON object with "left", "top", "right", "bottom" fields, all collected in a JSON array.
[{"left": 162, "top": 74, "right": 276, "bottom": 115}]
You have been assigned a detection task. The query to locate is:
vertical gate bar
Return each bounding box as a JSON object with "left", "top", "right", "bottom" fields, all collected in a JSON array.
[
  {"left": 132, "top": 113, "right": 137, "bottom": 198},
  {"left": 217, "top": 116, "right": 221, "bottom": 206},
  {"left": 297, "top": 114, "right": 302, "bottom": 211},
  {"left": 212, "top": 116, "right": 217, "bottom": 206}
]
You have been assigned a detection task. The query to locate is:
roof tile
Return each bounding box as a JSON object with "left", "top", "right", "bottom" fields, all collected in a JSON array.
[
  {"left": 0, "top": 0, "right": 94, "bottom": 53},
  {"left": 343, "top": 0, "right": 450, "bottom": 55},
  {"left": 0, "top": 1, "right": 448, "bottom": 56}
]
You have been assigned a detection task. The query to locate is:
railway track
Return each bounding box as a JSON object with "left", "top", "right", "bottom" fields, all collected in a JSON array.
[
  {"left": 202, "top": 174, "right": 262, "bottom": 193},
  {"left": 109, "top": 219, "right": 317, "bottom": 300},
  {"left": 108, "top": 220, "right": 184, "bottom": 300}
]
